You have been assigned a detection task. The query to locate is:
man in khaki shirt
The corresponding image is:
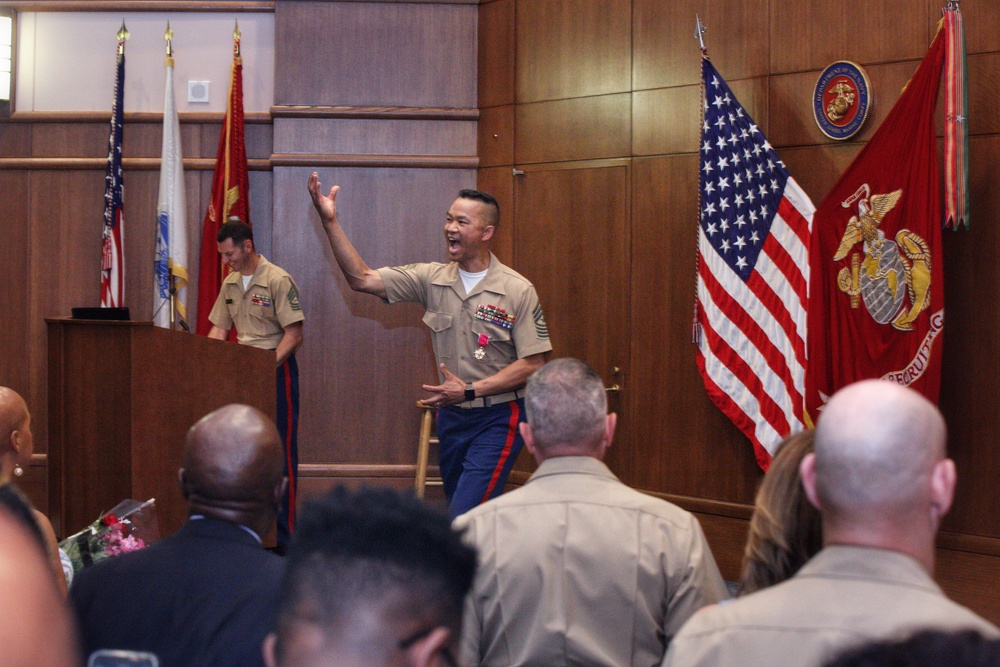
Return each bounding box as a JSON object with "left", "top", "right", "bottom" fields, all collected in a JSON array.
[
  {"left": 663, "top": 380, "right": 999, "bottom": 667},
  {"left": 208, "top": 219, "right": 304, "bottom": 548},
  {"left": 308, "top": 174, "right": 550, "bottom": 517},
  {"left": 454, "top": 358, "right": 729, "bottom": 667}
]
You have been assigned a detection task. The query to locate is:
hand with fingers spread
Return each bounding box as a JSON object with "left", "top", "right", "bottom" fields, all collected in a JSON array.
[
  {"left": 307, "top": 171, "right": 340, "bottom": 226},
  {"left": 420, "top": 364, "right": 468, "bottom": 408}
]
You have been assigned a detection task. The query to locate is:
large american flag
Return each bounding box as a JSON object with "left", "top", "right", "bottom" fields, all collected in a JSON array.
[
  {"left": 694, "top": 57, "right": 815, "bottom": 470},
  {"left": 100, "top": 34, "right": 126, "bottom": 309}
]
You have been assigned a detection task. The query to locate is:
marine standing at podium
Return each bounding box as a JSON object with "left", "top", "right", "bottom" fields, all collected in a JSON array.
[
  {"left": 207, "top": 219, "right": 304, "bottom": 547},
  {"left": 308, "top": 173, "right": 551, "bottom": 518}
]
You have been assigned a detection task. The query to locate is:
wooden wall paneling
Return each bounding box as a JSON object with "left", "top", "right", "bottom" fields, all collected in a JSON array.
[
  {"left": 691, "top": 512, "right": 751, "bottom": 583},
  {"left": 119, "top": 170, "right": 158, "bottom": 322},
  {"left": 770, "top": 0, "right": 933, "bottom": 75},
  {"left": 30, "top": 122, "right": 107, "bottom": 157},
  {"left": 478, "top": 105, "right": 515, "bottom": 168},
  {"left": 274, "top": 1, "right": 477, "bottom": 108},
  {"left": 935, "top": 546, "right": 1000, "bottom": 626},
  {"left": 476, "top": 165, "right": 514, "bottom": 265},
  {"left": 633, "top": 78, "right": 768, "bottom": 158},
  {"left": 28, "top": 169, "right": 106, "bottom": 456},
  {"left": 967, "top": 53, "right": 1000, "bottom": 136},
  {"left": 938, "top": 134, "right": 1000, "bottom": 539},
  {"left": 633, "top": 0, "right": 769, "bottom": 90},
  {"left": 777, "top": 144, "right": 862, "bottom": 206},
  {"left": 0, "top": 121, "right": 30, "bottom": 155},
  {"left": 515, "top": 0, "right": 631, "bottom": 103},
  {"left": 768, "top": 60, "right": 931, "bottom": 150},
  {"left": 478, "top": 0, "right": 516, "bottom": 109},
  {"left": 949, "top": 0, "right": 1000, "bottom": 55},
  {"left": 271, "top": 165, "right": 477, "bottom": 466},
  {"left": 629, "top": 156, "right": 762, "bottom": 499},
  {"left": 0, "top": 173, "right": 30, "bottom": 396},
  {"left": 249, "top": 170, "right": 274, "bottom": 258},
  {"left": 512, "top": 163, "right": 631, "bottom": 478},
  {"left": 515, "top": 94, "right": 631, "bottom": 165},
  {"left": 273, "top": 118, "right": 477, "bottom": 157}
]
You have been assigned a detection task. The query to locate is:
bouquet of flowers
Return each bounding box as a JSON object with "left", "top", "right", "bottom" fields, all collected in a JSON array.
[{"left": 59, "top": 498, "right": 159, "bottom": 575}]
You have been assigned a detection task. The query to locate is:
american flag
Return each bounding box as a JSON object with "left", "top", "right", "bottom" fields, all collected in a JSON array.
[
  {"left": 694, "top": 58, "right": 815, "bottom": 469},
  {"left": 100, "top": 33, "right": 126, "bottom": 309}
]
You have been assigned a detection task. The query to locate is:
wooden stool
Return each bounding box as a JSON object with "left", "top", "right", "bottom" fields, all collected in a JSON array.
[{"left": 415, "top": 403, "right": 442, "bottom": 499}]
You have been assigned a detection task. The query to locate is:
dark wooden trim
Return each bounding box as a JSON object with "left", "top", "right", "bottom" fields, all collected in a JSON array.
[
  {"left": 514, "top": 157, "right": 632, "bottom": 172},
  {"left": 271, "top": 154, "right": 478, "bottom": 169},
  {"left": 0, "top": 1, "right": 273, "bottom": 11},
  {"left": 0, "top": 157, "right": 270, "bottom": 170},
  {"left": 298, "top": 463, "right": 441, "bottom": 479},
  {"left": 937, "top": 531, "right": 1000, "bottom": 558},
  {"left": 271, "top": 105, "right": 478, "bottom": 121},
  {"left": 6, "top": 111, "right": 271, "bottom": 124}
]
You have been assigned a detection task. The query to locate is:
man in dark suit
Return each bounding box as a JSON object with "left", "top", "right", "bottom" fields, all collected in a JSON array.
[{"left": 70, "top": 404, "right": 287, "bottom": 667}]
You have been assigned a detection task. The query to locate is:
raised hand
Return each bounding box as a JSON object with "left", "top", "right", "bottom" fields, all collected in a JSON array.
[{"left": 307, "top": 172, "right": 340, "bottom": 225}]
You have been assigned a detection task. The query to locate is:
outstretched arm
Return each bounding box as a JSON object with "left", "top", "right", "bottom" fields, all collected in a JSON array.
[{"left": 307, "top": 172, "right": 387, "bottom": 299}]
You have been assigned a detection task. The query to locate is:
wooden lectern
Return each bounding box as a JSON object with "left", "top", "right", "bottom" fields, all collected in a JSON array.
[{"left": 46, "top": 319, "right": 277, "bottom": 538}]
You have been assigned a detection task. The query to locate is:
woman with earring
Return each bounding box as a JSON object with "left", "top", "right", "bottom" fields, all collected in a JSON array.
[{"left": 1, "top": 386, "right": 68, "bottom": 595}]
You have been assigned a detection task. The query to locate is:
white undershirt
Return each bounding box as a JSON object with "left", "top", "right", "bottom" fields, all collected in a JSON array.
[
  {"left": 241, "top": 274, "right": 252, "bottom": 291},
  {"left": 459, "top": 268, "right": 488, "bottom": 294}
]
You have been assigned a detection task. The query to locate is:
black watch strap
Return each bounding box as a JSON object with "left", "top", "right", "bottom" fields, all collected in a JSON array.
[{"left": 465, "top": 382, "right": 476, "bottom": 402}]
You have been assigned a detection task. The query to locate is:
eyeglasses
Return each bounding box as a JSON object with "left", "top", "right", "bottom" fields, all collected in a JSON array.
[{"left": 398, "top": 625, "right": 459, "bottom": 667}]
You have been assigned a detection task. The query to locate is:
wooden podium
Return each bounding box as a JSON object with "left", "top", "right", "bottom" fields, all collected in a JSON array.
[{"left": 46, "top": 319, "right": 277, "bottom": 538}]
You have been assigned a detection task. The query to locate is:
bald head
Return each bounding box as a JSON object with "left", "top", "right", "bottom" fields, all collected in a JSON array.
[
  {"left": 0, "top": 387, "right": 33, "bottom": 482},
  {"left": 813, "top": 380, "right": 948, "bottom": 526},
  {"left": 181, "top": 405, "right": 285, "bottom": 529},
  {"left": 0, "top": 387, "right": 29, "bottom": 444}
]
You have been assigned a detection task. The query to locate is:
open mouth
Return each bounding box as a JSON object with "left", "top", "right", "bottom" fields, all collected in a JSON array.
[{"left": 447, "top": 238, "right": 461, "bottom": 251}]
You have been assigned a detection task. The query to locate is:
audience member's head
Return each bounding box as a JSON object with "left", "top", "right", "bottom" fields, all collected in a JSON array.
[
  {"left": 0, "top": 505, "right": 79, "bottom": 666},
  {"left": 825, "top": 629, "right": 1000, "bottom": 667},
  {"left": 739, "top": 429, "right": 822, "bottom": 596},
  {"left": 0, "top": 386, "right": 33, "bottom": 483},
  {"left": 522, "top": 357, "right": 616, "bottom": 461},
  {"left": 180, "top": 404, "right": 286, "bottom": 539},
  {"left": 802, "top": 380, "right": 953, "bottom": 573},
  {"left": 264, "top": 487, "right": 477, "bottom": 667}
]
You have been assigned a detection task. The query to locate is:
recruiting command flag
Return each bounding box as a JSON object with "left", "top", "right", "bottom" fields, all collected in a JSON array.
[{"left": 805, "top": 30, "right": 946, "bottom": 417}]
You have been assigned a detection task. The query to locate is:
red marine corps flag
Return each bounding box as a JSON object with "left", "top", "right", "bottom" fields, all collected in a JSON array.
[
  {"left": 805, "top": 29, "right": 946, "bottom": 417},
  {"left": 196, "top": 23, "right": 250, "bottom": 336}
]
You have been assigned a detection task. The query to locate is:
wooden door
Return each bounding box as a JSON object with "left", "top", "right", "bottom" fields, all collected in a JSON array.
[{"left": 512, "top": 162, "right": 631, "bottom": 477}]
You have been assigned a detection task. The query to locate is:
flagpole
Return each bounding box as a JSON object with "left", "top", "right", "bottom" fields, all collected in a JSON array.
[
  {"left": 166, "top": 24, "right": 176, "bottom": 331},
  {"left": 692, "top": 14, "right": 708, "bottom": 346}
]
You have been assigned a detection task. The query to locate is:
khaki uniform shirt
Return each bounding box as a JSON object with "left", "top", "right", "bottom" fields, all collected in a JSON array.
[
  {"left": 663, "top": 545, "right": 1000, "bottom": 667},
  {"left": 208, "top": 256, "right": 304, "bottom": 350},
  {"left": 454, "top": 456, "right": 729, "bottom": 667},
  {"left": 378, "top": 253, "right": 551, "bottom": 382}
]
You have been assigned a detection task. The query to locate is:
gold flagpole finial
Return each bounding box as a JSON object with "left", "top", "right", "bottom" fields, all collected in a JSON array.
[
  {"left": 233, "top": 20, "right": 242, "bottom": 57},
  {"left": 117, "top": 21, "right": 130, "bottom": 42},
  {"left": 164, "top": 22, "right": 174, "bottom": 60}
]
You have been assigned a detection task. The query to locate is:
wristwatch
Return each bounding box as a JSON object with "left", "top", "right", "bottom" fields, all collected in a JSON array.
[{"left": 465, "top": 382, "right": 476, "bottom": 402}]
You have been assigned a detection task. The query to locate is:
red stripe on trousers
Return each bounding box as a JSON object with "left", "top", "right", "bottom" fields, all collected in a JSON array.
[
  {"left": 481, "top": 402, "right": 520, "bottom": 503},
  {"left": 282, "top": 359, "right": 296, "bottom": 532}
]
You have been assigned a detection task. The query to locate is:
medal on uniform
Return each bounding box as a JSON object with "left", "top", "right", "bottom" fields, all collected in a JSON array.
[{"left": 474, "top": 333, "right": 489, "bottom": 360}]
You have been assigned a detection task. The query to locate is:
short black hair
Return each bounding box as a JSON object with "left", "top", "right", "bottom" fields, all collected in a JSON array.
[
  {"left": 458, "top": 189, "right": 500, "bottom": 228},
  {"left": 272, "top": 487, "right": 477, "bottom": 663},
  {"left": 216, "top": 217, "right": 254, "bottom": 246},
  {"left": 825, "top": 630, "right": 1000, "bottom": 667}
]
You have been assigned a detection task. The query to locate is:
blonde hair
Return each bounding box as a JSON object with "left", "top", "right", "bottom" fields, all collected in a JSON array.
[{"left": 738, "top": 430, "right": 822, "bottom": 596}]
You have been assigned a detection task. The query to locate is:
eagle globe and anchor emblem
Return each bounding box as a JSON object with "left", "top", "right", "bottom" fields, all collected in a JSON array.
[{"left": 833, "top": 183, "right": 932, "bottom": 331}]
